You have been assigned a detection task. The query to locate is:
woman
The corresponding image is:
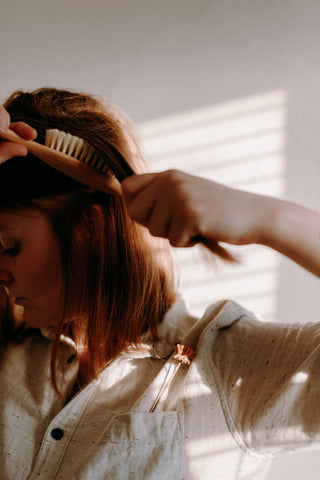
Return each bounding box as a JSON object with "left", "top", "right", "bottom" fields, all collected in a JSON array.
[{"left": 0, "top": 88, "right": 319, "bottom": 480}]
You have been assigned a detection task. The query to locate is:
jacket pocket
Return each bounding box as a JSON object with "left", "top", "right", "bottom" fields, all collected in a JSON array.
[{"left": 81, "top": 411, "right": 184, "bottom": 480}]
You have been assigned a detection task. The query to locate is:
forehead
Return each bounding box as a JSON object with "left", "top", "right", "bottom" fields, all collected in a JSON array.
[
  {"left": 0, "top": 209, "right": 60, "bottom": 258},
  {"left": 0, "top": 209, "right": 49, "bottom": 234},
  {"left": 0, "top": 209, "right": 31, "bottom": 225}
]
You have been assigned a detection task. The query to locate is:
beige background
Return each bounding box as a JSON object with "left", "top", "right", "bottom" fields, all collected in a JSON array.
[{"left": 1, "top": 0, "right": 320, "bottom": 477}]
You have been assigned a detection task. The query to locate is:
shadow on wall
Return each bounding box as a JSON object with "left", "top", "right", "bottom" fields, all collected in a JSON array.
[{"left": 137, "top": 90, "right": 288, "bottom": 322}]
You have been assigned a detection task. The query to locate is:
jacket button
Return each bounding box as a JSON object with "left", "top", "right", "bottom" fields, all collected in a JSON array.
[{"left": 51, "top": 428, "right": 64, "bottom": 440}]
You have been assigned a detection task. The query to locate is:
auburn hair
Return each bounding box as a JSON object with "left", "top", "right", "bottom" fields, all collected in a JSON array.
[{"left": 0, "top": 88, "right": 176, "bottom": 395}]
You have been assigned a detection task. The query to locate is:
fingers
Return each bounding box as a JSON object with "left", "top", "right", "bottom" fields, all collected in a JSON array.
[
  {"left": 0, "top": 105, "right": 37, "bottom": 140},
  {"left": 10, "top": 121, "right": 38, "bottom": 141},
  {"left": 0, "top": 105, "right": 10, "bottom": 132},
  {"left": 0, "top": 141, "right": 28, "bottom": 164},
  {"left": 0, "top": 106, "right": 37, "bottom": 164},
  {"left": 121, "top": 172, "right": 159, "bottom": 203},
  {"left": 122, "top": 173, "right": 160, "bottom": 224},
  {"left": 167, "top": 207, "right": 198, "bottom": 247},
  {"left": 122, "top": 170, "right": 201, "bottom": 247}
]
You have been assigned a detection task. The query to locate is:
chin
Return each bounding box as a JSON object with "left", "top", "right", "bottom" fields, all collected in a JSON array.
[
  {"left": 22, "top": 310, "right": 59, "bottom": 329},
  {"left": 25, "top": 318, "right": 58, "bottom": 329}
]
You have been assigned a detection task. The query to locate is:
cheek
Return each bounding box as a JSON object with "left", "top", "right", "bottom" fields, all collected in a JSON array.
[{"left": 21, "top": 248, "right": 62, "bottom": 295}]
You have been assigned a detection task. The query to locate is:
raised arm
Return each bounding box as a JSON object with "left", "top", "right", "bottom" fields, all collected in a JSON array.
[{"left": 122, "top": 169, "right": 320, "bottom": 278}]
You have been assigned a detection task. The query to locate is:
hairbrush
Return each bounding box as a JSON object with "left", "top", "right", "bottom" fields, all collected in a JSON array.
[
  {"left": 0, "top": 128, "right": 122, "bottom": 196},
  {"left": 0, "top": 128, "right": 236, "bottom": 262}
]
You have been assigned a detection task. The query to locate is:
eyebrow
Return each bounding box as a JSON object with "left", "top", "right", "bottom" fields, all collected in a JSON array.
[
  {"left": 0, "top": 226, "right": 14, "bottom": 235},
  {"left": 0, "top": 223, "right": 12, "bottom": 231}
]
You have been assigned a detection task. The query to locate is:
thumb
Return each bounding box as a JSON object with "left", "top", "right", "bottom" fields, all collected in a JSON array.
[{"left": 121, "top": 173, "right": 159, "bottom": 203}]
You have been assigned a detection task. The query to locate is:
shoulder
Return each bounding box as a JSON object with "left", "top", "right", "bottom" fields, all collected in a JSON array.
[
  {"left": 195, "top": 299, "right": 320, "bottom": 358},
  {"left": 194, "top": 300, "right": 320, "bottom": 455}
]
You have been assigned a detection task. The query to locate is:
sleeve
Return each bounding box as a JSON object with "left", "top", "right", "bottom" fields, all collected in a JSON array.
[{"left": 209, "top": 306, "right": 320, "bottom": 456}]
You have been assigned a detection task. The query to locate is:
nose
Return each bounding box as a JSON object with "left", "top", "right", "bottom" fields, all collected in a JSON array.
[{"left": 0, "top": 269, "right": 14, "bottom": 287}]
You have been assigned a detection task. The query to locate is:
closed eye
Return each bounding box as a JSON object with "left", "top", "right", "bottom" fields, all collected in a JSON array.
[{"left": 2, "top": 245, "right": 21, "bottom": 256}]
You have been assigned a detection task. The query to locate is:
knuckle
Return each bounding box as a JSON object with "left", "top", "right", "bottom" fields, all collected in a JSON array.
[{"left": 162, "top": 169, "right": 184, "bottom": 188}]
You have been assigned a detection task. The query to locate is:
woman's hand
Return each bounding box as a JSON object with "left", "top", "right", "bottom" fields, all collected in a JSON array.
[
  {"left": 0, "top": 105, "right": 37, "bottom": 164},
  {"left": 122, "top": 169, "right": 320, "bottom": 277},
  {"left": 121, "top": 170, "right": 267, "bottom": 248}
]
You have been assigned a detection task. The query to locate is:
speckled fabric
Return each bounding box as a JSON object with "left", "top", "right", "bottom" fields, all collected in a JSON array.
[{"left": 0, "top": 299, "right": 319, "bottom": 479}]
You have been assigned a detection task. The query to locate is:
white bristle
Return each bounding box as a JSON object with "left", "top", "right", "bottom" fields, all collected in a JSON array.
[{"left": 45, "top": 129, "right": 109, "bottom": 173}]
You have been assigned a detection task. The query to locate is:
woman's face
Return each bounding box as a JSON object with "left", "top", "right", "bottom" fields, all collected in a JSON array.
[{"left": 0, "top": 209, "right": 62, "bottom": 328}]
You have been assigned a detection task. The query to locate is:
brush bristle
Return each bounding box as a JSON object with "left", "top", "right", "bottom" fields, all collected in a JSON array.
[{"left": 45, "top": 129, "right": 109, "bottom": 173}]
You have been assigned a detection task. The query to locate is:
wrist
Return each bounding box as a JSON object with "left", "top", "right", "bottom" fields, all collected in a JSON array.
[{"left": 253, "top": 195, "right": 283, "bottom": 248}]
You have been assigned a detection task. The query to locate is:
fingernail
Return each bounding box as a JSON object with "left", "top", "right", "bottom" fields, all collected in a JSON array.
[{"left": 0, "top": 127, "right": 7, "bottom": 134}]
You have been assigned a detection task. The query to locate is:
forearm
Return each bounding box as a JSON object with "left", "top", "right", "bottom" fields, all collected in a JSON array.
[{"left": 257, "top": 196, "right": 320, "bottom": 277}]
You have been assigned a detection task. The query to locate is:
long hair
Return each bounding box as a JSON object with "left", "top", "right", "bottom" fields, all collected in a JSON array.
[{"left": 0, "top": 88, "right": 176, "bottom": 394}]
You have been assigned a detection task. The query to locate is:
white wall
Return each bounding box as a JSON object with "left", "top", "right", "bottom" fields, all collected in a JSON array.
[{"left": 1, "top": 1, "right": 320, "bottom": 477}]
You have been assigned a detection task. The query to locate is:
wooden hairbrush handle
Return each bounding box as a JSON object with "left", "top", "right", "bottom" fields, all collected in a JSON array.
[{"left": 0, "top": 129, "right": 122, "bottom": 196}]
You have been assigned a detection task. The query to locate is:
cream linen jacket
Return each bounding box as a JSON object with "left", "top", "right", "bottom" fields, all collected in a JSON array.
[{"left": 0, "top": 299, "right": 320, "bottom": 480}]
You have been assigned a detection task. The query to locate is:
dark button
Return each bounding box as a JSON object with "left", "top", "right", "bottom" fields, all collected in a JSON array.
[{"left": 51, "top": 428, "right": 64, "bottom": 440}]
